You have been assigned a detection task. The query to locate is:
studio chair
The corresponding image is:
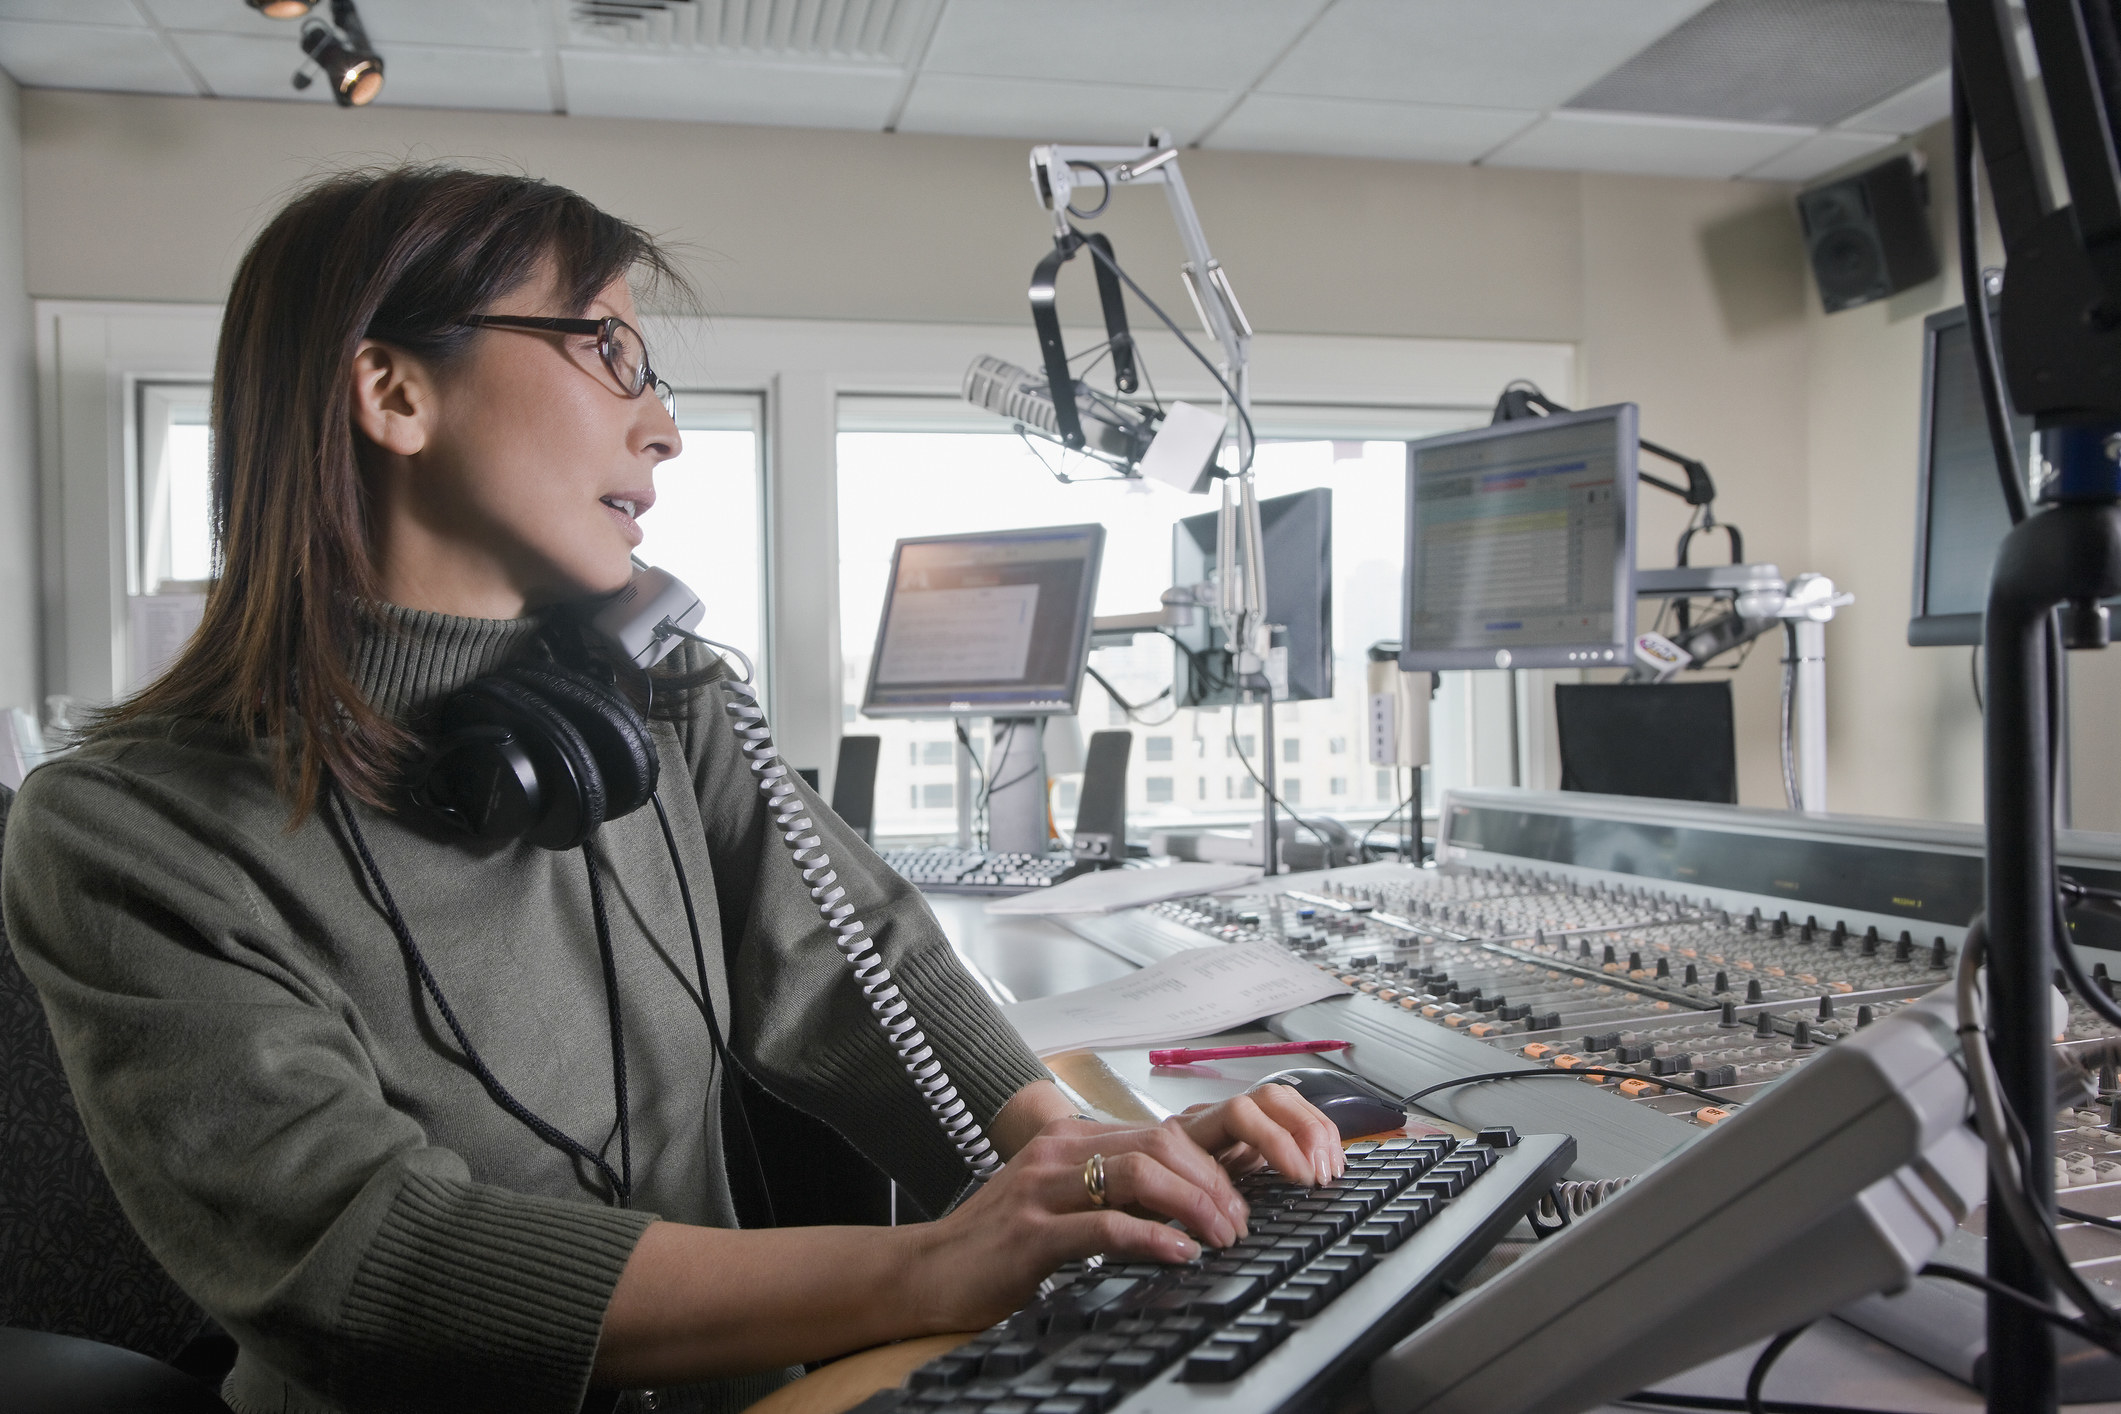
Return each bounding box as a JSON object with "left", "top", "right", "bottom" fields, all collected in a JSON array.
[{"left": 0, "top": 783, "right": 236, "bottom": 1413}]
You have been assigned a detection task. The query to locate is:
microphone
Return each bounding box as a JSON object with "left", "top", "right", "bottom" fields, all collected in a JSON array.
[{"left": 963, "top": 355, "right": 1157, "bottom": 468}]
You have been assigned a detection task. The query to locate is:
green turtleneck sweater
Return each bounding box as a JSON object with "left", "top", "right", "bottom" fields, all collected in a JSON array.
[{"left": 0, "top": 605, "right": 1046, "bottom": 1414}]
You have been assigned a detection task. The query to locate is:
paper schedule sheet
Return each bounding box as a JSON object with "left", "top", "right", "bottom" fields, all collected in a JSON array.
[{"left": 1001, "top": 942, "right": 1351, "bottom": 1057}]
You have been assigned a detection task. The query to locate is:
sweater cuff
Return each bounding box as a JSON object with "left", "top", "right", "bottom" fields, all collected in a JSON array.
[{"left": 333, "top": 1170, "right": 655, "bottom": 1414}]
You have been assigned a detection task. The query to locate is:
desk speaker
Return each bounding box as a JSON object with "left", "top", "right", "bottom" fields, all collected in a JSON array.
[{"left": 1797, "top": 154, "right": 1938, "bottom": 314}]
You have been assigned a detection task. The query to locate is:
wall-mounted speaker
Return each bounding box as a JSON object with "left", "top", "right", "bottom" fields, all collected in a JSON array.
[{"left": 1797, "top": 154, "right": 1939, "bottom": 314}]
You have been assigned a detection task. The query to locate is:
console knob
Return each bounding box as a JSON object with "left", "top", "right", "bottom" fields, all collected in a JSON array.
[
  {"left": 1718, "top": 1000, "right": 1741, "bottom": 1028},
  {"left": 1792, "top": 1020, "right": 1815, "bottom": 1050},
  {"left": 1746, "top": 978, "right": 1764, "bottom": 1003},
  {"left": 1817, "top": 993, "right": 1836, "bottom": 1021},
  {"left": 1754, "top": 1012, "right": 1777, "bottom": 1038}
]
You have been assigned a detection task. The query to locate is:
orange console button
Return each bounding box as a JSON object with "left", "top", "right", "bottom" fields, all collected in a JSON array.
[
  {"left": 1522, "top": 1043, "right": 1555, "bottom": 1060},
  {"left": 1617, "top": 1078, "right": 1662, "bottom": 1098},
  {"left": 1696, "top": 1106, "right": 1733, "bottom": 1126},
  {"left": 1552, "top": 1053, "right": 1584, "bottom": 1069}
]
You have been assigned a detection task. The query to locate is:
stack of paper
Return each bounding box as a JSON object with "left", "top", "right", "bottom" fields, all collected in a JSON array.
[{"left": 1001, "top": 942, "right": 1351, "bottom": 1057}]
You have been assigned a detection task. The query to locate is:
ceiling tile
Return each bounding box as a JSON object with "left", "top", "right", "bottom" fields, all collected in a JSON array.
[
  {"left": 1203, "top": 94, "right": 1536, "bottom": 164},
  {"left": 1836, "top": 67, "right": 1949, "bottom": 133},
  {"left": 1742, "top": 128, "right": 1896, "bottom": 181},
  {"left": 1261, "top": 0, "right": 1712, "bottom": 109},
  {"left": 138, "top": 0, "right": 302, "bottom": 35},
  {"left": 0, "top": 1, "right": 143, "bottom": 24},
  {"left": 363, "top": 44, "right": 552, "bottom": 112},
  {"left": 895, "top": 72, "right": 1231, "bottom": 144},
  {"left": 167, "top": 29, "right": 347, "bottom": 101},
  {"left": 1484, "top": 110, "right": 1812, "bottom": 179},
  {"left": 0, "top": 20, "right": 196, "bottom": 94},
  {"left": 147, "top": 0, "right": 543, "bottom": 46},
  {"left": 559, "top": 49, "right": 903, "bottom": 127},
  {"left": 1568, "top": 0, "right": 1949, "bottom": 126},
  {"left": 921, "top": 0, "right": 1326, "bottom": 89}
]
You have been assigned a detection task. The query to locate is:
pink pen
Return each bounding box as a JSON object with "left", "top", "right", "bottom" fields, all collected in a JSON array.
[{"left": 1148, "top": 1039, "right": 1351, "bottom": 1065}]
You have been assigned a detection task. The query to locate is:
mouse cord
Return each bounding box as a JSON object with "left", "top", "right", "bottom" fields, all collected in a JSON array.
[
  {"left": 332, "top": 782, "right": 633, "bottom": 1207},
  {"left": 650, "top": 789, "right": 778, "bottom": 1228},
  {"left": 716, "top": 676, "right": 1001, "bottom": 1181}
]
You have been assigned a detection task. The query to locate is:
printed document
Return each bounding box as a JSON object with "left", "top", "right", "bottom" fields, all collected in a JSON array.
[{"left": 1002, "top": 942, "right": 1350, "bottom": 1057}]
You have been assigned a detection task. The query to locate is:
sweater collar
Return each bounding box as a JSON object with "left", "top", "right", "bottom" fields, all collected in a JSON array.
[{"left": 351, "top": 601, "right": 547, "bottom": 723}]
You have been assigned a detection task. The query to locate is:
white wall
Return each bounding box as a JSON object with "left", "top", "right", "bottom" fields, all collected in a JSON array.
[
  {"left": 0, "top": 73, "right": 36, "bottom": 721},
  {"left": 17, "top": 90, "right": 1819, "bottom": 809}
]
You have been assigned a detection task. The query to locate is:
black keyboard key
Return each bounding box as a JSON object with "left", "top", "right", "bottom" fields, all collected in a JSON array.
[
  {"left": 1011, "top": 1383, "right": 1063, "bottom": 1402},
  {"left": 984, "top": 1402, "right": 1033, "bottom": 1414},
  {"left": 1031, "top": 1397, "right": 1092, "bottom": 1414},
  {"left": 1100, "top": 1349, "right": 1167, "bottom": 1382},
  {"left": 1416, "top": 1172, "right": 1465, "bottom": 1200},
  {"left": 983, "top": 1344, "right": 1040, "bottom": 1377},
  {"left": 1265, "top": 1282, "right": 1329, "bottom": 1318},
  {"left": 1062, "top": 1378, "right": 1122, "bottom": 1412},
  {"left": 1234, "top": 1312, "right": 1291, "bottom": 1339},
  {"left": 1245, "top": 1247, "right": 1304, "bottom": 1278},
  {"left": 1158, "top": 1316, "right": 1212, "bottom": 1344},
  {"left": 1349, "top": 1222, "right": 1406, "bottom": 1253},
  {"left": 1209, "top": 1328, "right": 1275, "bottom": 1363},
  {"left": 1271, "top": 1231, "right": 1325, "bottom": 1261},
  {"left": 1181, "top": 1345, "right": 1249, "bottom": 1382},
  {"left": 1291, "top": 1222, "right": 1338, "bottom": 1249},
  {"left": 1049, "top": 1352, "right": 1106, "bottom": 1379},
  {"left": 963, "top": 1384, "right": 1011, "bottom": 1403},
  {"left": 1187, "top": 1275, "right": 1265, "bottom": 1317},
  {"left": 1329, "top": 1242, "right": 1379, "bottom": 1276},
  {"left": 910, "top": 1356, "right": 978, "bottom": 1388}
]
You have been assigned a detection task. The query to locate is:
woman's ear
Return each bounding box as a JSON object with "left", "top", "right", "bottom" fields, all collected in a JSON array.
[{"left": 349, "top": 340, "right": 432, "bottom": 457}]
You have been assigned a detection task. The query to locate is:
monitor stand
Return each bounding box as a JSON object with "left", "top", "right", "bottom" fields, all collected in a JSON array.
[{"left": 987, "top": 716, "right": 1048, "bottom": 856}]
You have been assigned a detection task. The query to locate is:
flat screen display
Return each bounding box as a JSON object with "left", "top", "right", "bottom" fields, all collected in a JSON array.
[
  {"left": 1909, "top": 303, "right": 2039, "bottom": 646},
  {"left": 860, "top": 523, "right": 1104, "bottom": 717},
  {"left": 1399, "top": 404, "right": 1638, "bottom": 672}
]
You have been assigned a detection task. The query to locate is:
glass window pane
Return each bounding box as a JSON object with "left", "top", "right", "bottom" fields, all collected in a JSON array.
[
  {"left": 836, "top": 420, "right": 1482, "bottom": 849},
  {"left": 635, "top": 396, "right": 766, "bottom": 694}
]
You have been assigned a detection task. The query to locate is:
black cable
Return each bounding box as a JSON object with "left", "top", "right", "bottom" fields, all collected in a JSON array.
[
  {"left": 1227, "top": 717, "right": 1331, "bottom": 857},
  {"left": 1626, "top": 1394, "right": 1917, "bottom": 1414},
  {"left": 1071, "top": 227, "right": 1257, "bottom": 477},
  {"left": 651, "top": 791, "right": 776, "bottom": 1228},
  {"left": 580, "top": 846, "right": 634, "bottom": 1202},
  {"left": 1953, "top": 58, "right": 2030, "bottom": 527},
  {"left": 1357, "top": 785, "right": 1415, "bottom": 862},
  {"left": 1063, "top": 160, "right": 1112, "bottom": 220},
  {"left": 1972, "top": 644, "right": 1985, "bottom": 714},
  {"left": 2051, "top": 891, "right": 2121, "bottom": 1031},
  {"left": 1399, "top": 1065, "right": 1740, "bottom": 1114},
  {"left": 330, "top": 783, "right": 633, "bottom": 1206},
  {"left": 1746, "top": 1323, "right": 1812, "bottom": 1414},
  {"left": 1920, "top": 1262, "right": 2120, "bottom": 1352},
  {"left": 2061, "top": 1205, "right": 2121, "bottom": 1234},
  {"left": 1085, "top": 663, "right": 1173, "bottom": 717}
]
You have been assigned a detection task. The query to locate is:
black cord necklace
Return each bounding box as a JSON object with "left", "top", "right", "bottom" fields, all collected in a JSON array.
[{"left": 331, "top": 782, "right": 635, "bottom": 1206}]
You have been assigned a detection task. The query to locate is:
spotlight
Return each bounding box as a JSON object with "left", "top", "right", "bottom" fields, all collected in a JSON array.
[
  {"left": 290, "top": 0, "right": 383, "bottom": 107},
  {"left": 246, "top": 0, "right": 315, "bottom": 17}
]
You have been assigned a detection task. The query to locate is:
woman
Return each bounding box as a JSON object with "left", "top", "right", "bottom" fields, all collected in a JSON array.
[{"left": 0, "top": 167, "right": 1341, "bottom": 1414}]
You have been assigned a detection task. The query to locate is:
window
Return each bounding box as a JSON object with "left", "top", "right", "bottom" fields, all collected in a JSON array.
[
  {"left": 1330, "top": 776, "right": 1349, "bottom": 796},
  {"left": 920, "top": 740, "right": 953, "bottom": 766},
  {"left": 1284, "top": 779, "right": 1301, "bottom": 804},
  {"left": 634, "top": 395, "right": 767, "bottom": 695},
  {"left": 1146, "top": 736, "right": 1174, "bottom": 762},
  {"left": 921, "top": 782, "right": 954, "bottom": 810},
  {"left": 1329, "top": 736, "right": 1348, "bottom": 755},
  {"left": 131, "top": 384, "right": 214, "bottom": 685},
  {"left": 1057, "top": 780, "right": 1079, "bottom": 813},
  {"left": 1146, "top": 777, "right": 1175, "bottom": 803},
  {"left": 1230, "top": 735, "right": 1256, "bottom": 759},
  {"left": 1283, "top": 738, "right": 1300, "bottom": 764},
  {"left": 1377, "top": 769, "right": 1392, "bottom": 797}
]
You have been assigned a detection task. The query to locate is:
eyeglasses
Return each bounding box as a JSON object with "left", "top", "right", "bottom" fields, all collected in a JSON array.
[{"left": 459, "top": 314, "right": 677, "bottom": 418}]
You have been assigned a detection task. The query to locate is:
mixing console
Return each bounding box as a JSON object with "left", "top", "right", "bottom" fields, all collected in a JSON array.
[{"left": 1142, "top": 861, "right": 2121, "bottom": 1128}]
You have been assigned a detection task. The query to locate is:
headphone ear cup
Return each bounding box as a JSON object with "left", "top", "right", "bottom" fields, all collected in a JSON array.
[
  {"left": 413, "top": 722, "right": 543, "bottom": 839},
  {"left": 453, "top": 675, "right": 604, "bottom": 850},
  {"left": 503, "top": 661, "right": 660, "bottom": 821}
]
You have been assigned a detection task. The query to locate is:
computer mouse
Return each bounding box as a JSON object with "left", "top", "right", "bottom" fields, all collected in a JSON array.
[{"left": 1261, "top": 1067, "right": 1409, "bottom": 1140}]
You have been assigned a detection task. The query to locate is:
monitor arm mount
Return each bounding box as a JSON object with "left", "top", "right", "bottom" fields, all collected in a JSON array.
[
  {"left": 1029, "top": 133, "right": 1286, "bottom": 872},
  {"left": 1942, "top": 4, "right": 2121, "bottom": 1411}
]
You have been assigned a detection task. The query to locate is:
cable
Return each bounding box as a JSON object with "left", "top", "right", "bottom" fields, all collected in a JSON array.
[
  {"left": 330, "top": 782, "right": 634, "bottom": 1206},
  {"left": 1972, "top": 644, "right": 1985, "bottom": 713},
  {"left": 1399, "top": 1065, "right": 1741, "bottom": 1114},
  {"left": 1357, "top": 784, "right": 1415, "bottom": 863},
  {"left": 1227, "top": 716, "right": 1332, "bottom": 859},
  {"left": 1745, "top": 1324, "right": 1812, "bottom": 1414},
  {"left": 1779, "top": 622, "right": 1803, "bottom": 812},
  {"left": 1085, "top": 663, "right": 1175, "bottom": 720},
  {"left": 1625, "top": 1394, "right": 1917, "bottom": 1414},
  {"left": 1920, "top": 1262, "right": 2121, "bottom": 1352},
  {"left": 1063, "top": 160, "right": 1112, "bottom": 220},
  {"left": 1070, "top": 227, "right": 1257, "bottom": 478},
  {"left": 2051, "top": 890, "right": 2121, "bottom": 1032},
  {"left": 716, "top": 672, "right": 1001, "bottom": 1180},
  {"left": 2061, "top": 1205, "right": 2121, "bottom": 1234},
  {"left": 1952, "top": 58, "right": 2030, "bottom": 527}
]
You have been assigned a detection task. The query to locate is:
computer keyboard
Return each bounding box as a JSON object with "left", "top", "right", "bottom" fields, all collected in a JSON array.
[
  {"left": 881, "top": 848, "right": 1085, "bottom": 894},
  {"left": 857, "top": 1129, "right": 1574, "bottom": 1414}
]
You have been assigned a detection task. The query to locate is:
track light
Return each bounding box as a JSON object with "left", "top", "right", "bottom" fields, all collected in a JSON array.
[
  {"left": 290, "top": 0, "right": 383, "bottom": 107},
  {"left": 247, "top": 0, "right": 315, "bottom": 17}
]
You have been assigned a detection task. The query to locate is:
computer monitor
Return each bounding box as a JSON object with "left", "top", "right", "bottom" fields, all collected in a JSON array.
[
  {"left": 860, "top": 523, "right": 1105, "bottom": 717},
  {"left": 1171, "top": 488, "right": 1332, "bottom": 706},
  {"left": 1909, "top": 302, "right": 2039, "bottom": 646},
  {"left": 1554, "top": 681, "right": 1736, "bottom": 804},
  {"left": 1398, "top": 404, "right": 1638, "bottom": 673}
]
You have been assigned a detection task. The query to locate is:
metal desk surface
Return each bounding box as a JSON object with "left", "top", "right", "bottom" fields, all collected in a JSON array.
[{"left": 919, "top": 886, "right": 2121, "bottom": 1414}]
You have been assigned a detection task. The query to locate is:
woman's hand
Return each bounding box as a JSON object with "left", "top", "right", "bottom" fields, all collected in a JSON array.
[{"left": 904, "top": 1085, "right": 1343, "bottom": 1333}]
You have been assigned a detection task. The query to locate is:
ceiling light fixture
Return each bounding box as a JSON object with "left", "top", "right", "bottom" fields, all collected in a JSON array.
[
  {"left": 290, "top": 0, "right": 384, "bottom": 108},
  {"left": 247, "top": 0, "right": 315, "bottom": 17}
]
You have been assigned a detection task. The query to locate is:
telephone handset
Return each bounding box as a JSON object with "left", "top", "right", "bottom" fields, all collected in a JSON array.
[{"left": 605, "top": 563, "right": 1003, "bottom": 1182}]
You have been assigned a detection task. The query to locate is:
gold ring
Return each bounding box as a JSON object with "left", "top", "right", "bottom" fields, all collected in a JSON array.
[{"left": 1083, "top": 1153, "right": 1108, "bottom": 1209}]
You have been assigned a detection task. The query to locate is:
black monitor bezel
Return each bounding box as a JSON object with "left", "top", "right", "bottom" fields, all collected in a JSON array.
[
  {"left": 1171, "top": 487, "right": 1334, "bottom": 708},
  {"left": 858, "top": 522, "right": 1106, "bottom": 719},
  {"left": 1397, "top": 402, "right": 1639, "bottom": 673}
]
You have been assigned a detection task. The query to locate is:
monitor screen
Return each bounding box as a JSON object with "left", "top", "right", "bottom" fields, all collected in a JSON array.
[
  {"left": 1909, "top": 303, "right": 2038, "bottom": 646},
  {"left": 860, "top": 523, "right": 1105, "bottom": 717},
  {"left": 1171, "top": 488, "right": 1332, "bottom": 706},
  {"left": 1398, "top": 403, "right": 1638, "bottom": 672}
]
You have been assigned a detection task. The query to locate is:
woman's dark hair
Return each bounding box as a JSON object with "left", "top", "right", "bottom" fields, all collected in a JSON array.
[{"left": 98, "top": 165, "right": 689, "bottom": 819}]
